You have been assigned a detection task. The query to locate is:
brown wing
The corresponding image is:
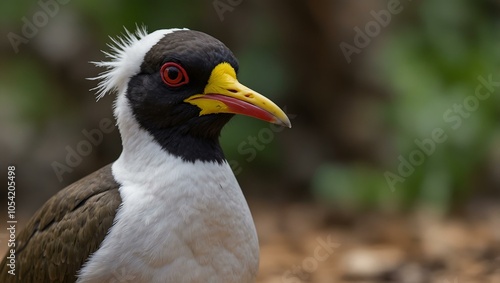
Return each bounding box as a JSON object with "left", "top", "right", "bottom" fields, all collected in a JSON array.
[{"left": 0, "top": 164, "right": 122, "bottom": 283}]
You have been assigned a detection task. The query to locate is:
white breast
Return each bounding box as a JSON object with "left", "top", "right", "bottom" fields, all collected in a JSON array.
[
  {"left": 77, "top": 157, "right": 259, "bottom": 283},
  {"left": 77, "top": 95, "right": 259, "bottom": 283}
]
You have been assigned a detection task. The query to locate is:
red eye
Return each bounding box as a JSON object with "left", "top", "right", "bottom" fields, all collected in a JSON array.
[{"left": 161, "top": 62, "right": 189, "bottom": 87}]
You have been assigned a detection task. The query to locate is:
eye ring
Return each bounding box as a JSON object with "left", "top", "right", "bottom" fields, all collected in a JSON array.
[{"left": 160, "top": 62, "right": 189, "bottom": 87}]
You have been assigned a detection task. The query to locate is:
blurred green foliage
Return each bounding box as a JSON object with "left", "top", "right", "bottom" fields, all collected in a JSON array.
[{"left": 312, "top": 0, "right": 500, "bottom": 212}]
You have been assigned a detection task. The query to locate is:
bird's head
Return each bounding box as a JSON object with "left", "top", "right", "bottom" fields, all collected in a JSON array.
[{"left": 92, "top": 27, "right": 290, "bottom": 162}]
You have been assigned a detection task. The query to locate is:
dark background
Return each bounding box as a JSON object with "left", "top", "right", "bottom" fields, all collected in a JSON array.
[{"left": 1, "top": 1, "right": 499, "bottom": 282}]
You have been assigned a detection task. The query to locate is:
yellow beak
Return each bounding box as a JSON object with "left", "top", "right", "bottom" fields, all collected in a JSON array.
[{"left": 184, "top": 63, "right": 291, "bottom": 128}]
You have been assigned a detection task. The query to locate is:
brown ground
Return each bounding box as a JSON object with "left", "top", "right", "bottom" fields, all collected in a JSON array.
[
  {"left": 253, "top": 201, "right": 500, "bottom": 283},
  {"left": 1, "top": 200, "right": 499, "bottom": 283}
]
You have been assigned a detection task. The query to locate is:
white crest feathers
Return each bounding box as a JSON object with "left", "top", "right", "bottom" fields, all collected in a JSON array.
[{"left": 89, "top": 26, "right": 186, "bottom": 101}]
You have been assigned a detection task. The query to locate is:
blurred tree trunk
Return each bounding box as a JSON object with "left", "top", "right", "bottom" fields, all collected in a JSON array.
[{"left": 267, "top": 0, "right": 390, "bottom": 197}]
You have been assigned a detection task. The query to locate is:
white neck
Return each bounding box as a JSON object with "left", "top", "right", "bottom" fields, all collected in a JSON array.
[{"left": 112, "top": 92, "right": 168, "bottom": 174}]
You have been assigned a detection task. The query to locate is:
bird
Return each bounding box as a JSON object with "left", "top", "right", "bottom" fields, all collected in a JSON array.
[{"left": 0, "top": 27, "right": 291, "bottom": 283}]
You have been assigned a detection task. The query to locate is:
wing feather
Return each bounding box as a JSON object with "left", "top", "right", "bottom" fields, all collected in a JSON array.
[{"left": 0, "top": 164, "right": 121, "bottom": 283}]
